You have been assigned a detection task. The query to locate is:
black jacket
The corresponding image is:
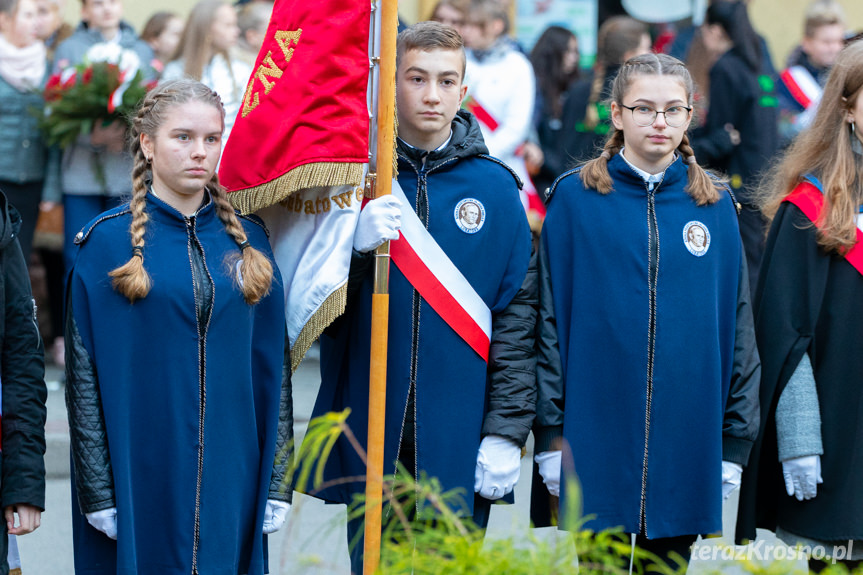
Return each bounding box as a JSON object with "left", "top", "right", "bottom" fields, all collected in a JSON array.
[
  {"left": 558, "top": 67, "right": 619, "bottom": 169},
  {"left": 0, "top": 189, "right": 47, "bottom": 515},
  {"left": 691, "top": 51, "right": 779, "bottom": 204}
]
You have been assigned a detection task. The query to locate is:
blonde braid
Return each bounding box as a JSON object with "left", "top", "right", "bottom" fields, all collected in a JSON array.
[
  {"left": 677, "top": 133, "right": 722, "bottom": 206},
  {"left": 108, "top": 145, "right": 153, "bottom": 301},
  {"left": 208, "top": 174, "right": 273, "bottom": 305},
  {"left": 580, "top": 129, "right": 624, "bottom": 194}
]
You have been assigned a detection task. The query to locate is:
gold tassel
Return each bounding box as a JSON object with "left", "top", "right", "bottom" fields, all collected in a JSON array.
[
  {"left": 290, "top": 282, "right": 348, "bottom": 372},
  {"left": 228, "top": 162, "right": 365, "bottom": 215}
]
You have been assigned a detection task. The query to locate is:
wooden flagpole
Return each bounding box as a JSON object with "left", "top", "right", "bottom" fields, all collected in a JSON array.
[{"left": 363, "top": 0, "right": 397, "bottom": 572}]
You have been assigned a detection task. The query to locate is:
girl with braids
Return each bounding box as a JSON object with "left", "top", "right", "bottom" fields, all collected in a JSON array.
[
  {"left": 737, "top": 40, "right": 863, "bottom": 572},
  {"left": 532, "top": 53, "right": 760, "bottom": 569},
  {"left": 64, "top": 79, "right": 292, "bottom": 574},
  {"left": 559, "top": 16, "right": 650, "bottom": 166}
]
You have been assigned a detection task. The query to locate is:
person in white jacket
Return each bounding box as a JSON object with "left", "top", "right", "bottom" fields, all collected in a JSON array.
[
  {"left": 461, "top": 0, "right": 536, "bottom": 214},
  {"left": 161, "top": 0, "right": 252, "bottom": 146}
]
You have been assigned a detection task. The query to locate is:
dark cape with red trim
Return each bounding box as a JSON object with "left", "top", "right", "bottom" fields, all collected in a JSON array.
[{"left": 737, "top": 178, "right": 863, "bottom": 542}]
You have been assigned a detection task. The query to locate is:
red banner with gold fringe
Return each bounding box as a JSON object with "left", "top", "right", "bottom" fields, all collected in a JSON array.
[{"left": 219, "top": 0, "right": 371, "bottom": 214}]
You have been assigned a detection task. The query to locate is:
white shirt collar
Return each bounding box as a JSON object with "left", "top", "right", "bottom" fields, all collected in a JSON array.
[
  {"left": 398, "top": 131, "right": 453, "bottom": 154},
  {"left": 619, "top": 147, "right": 677, "bottom": 191}
]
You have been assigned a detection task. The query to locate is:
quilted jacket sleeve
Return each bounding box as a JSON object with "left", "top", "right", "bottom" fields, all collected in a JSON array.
[
  {"left": 65, "top": 301, "right": 115, "bottom": 513},
  {"left": 268, "top": 335, "right": 294, "bottom": 503},
  {"left": 482, "top": 248, "right": 538, "bottom": 447},
  {"left": 0, "top": 235, "right": 47, "bottom": 511}
]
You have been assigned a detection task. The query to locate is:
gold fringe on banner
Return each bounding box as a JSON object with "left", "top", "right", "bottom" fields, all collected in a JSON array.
[
  {"left": 290, "top": 281, "right": 348, "bottom": 372},
  {"left": 229, "top": 162, "right": 366, "bottom": 215}
]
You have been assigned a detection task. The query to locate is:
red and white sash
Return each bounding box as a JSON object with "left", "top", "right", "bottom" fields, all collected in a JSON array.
[
  {"left": 389, "top": 180, "right": 492, "bottom": 361},
  {"left": 785, "top": 181, "right": 863, "bottom": 276},
  {"left": 780, "top": 66, "right": 821, "bottom": 110}
]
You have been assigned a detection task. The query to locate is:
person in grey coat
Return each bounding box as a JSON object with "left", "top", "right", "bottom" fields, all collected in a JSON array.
[{"left": 52, "top": 0, "right": 153, "bottom": 272}]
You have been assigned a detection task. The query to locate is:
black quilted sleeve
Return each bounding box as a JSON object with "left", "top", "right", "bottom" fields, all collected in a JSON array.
[{"left": 65, "top": 302, "right": 116, "bottom": 513}]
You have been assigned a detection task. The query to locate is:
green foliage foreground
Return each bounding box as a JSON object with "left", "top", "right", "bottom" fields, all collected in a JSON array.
[{"left": 286, "top": 410, "right": 862, "bottom": 575}]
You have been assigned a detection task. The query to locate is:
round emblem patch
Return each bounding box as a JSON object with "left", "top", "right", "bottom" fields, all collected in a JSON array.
[
  {"left": 683, "top": 221, "right": 710, "bottom": 257},
  {"left": 454, "top": 198, "right": 485, "bottom": 234}
]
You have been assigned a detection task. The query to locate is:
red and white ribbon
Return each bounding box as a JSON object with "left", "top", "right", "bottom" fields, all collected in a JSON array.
[
  {"left": 781, "top": 66, "right": 821, "bottom": 110},
  {"left": 390, "top": 180, "right": 492, "bottom": 361}
]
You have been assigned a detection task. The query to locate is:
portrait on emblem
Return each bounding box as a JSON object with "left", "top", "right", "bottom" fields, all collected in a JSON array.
[
  {"left": 454, "top": 198, "right": 486, "bottom": 234},
  {"left": 683, "top": 221, "right": 710, "bottom": 257}
]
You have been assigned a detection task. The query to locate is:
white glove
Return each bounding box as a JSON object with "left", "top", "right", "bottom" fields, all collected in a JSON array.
[
  {"left": 782, "top": 454, "right": 823, "bottom": 501},
  {"left": 262, "top": 499, "right": 291, "bottom": 534},
  {"left": 535, "top": 450, "right": 562, "bottom": 497},
  {"left": 721, "top": 461, "right": 743, "bottom": 500},
  {"left": 86, "top": 507, "right": 117, "bottom": 540},
  {"left": 353, "top": 195, "right": 402, "bottom": 253},
  {"left": 474, "top": 435, "right": 522, "bottom": 500}
]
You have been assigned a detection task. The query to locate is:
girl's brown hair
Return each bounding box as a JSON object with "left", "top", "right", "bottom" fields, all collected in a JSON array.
[
  {"left": 110, "top": 79, "right": 273, "bottom": 304},
  {"left": 171, "top": 0, "right": 241, "bottom": 101},
  {"left": 580, "top": 53, "right": 722, "bottom": 206},
  {"left": 583, "top": 16, "right": 648, "bottom": 131},
  {"left": 140, "top": 11, "right": 178, "bottom": 43},
  {"left": 759, "top": 40, "right": 863, "bottom": 253}
]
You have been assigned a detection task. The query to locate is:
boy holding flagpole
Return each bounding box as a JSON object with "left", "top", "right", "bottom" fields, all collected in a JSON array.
[{"left": 305, "top": 21, "right": 536, "bottom": 573}]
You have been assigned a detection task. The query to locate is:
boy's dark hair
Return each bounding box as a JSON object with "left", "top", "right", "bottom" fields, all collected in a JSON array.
[{"left": 397, "top": 21, "right": 466, "bottom": 79}]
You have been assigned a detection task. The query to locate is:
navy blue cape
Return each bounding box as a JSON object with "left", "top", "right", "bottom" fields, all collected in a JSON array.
[
  {"left": 544, "top": 155, "right": 741, "bottom": 537},
  {"left": 68, "top": 194, "right": 285, "bottom": 574}
]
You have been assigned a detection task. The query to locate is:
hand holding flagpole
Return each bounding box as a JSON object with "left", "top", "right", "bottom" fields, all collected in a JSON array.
[{"left": 363, "top": 0, "right": 398, "bottom": 571}]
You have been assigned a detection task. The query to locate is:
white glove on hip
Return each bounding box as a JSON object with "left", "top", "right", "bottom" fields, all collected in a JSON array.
[
  {"left": 782, "top": 454, "right": 823, "bottom": 501},
  {"left": 535, "top": 450, "right": 562, "bottom": 497},
  {"left": 474, "top": 435, "right": 522, "bottom": 500},
  {"left": 86, "top": 507, "right": 117, "bottom": 540},
  {"left": 721, "top": 461, "right": 743, "bottom": 500},
  {"left": 353, "top": 195, "right": 403, "bottom": 253},
  {"left": 262, "top": 499, "right": 291, "bottom": 534}
]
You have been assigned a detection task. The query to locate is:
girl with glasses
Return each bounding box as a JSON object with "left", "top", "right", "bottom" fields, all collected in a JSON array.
[{"left": 532, "top": 52, "right": 760, "bottom": 570}]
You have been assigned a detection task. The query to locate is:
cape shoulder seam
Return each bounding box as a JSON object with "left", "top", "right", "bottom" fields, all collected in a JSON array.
[
  {"left": 705, "top": 171, "right": 741, "bottom": 213},
  {"left": 237, "top": 212, "right": 270, "bottom": 238},
  {"left": 74, "top": 209, "right": 131, "bottom": 246},
  {"left": 477, "top": 154, "right": 524, "bottom": 190},
  {"left": 546, "top": 166, "right": 584, "bottom": 205}
]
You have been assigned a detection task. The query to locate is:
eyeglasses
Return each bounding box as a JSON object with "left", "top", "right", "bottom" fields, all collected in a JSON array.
[{"left": 620, "top": 104, "right": 692, "bottom": 127}]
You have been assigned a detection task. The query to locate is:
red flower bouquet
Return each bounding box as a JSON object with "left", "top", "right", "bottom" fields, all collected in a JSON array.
[{"left": 41, "top": 44, "right": 157, "bottom": 148}]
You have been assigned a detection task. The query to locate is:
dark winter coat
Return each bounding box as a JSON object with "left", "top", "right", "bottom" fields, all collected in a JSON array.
[
  {"left": 691, "top": 50, "right": 779, "bottom": 204},
  {"left": 0, "top": 189, "right": 46, "bottom": 572}
]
